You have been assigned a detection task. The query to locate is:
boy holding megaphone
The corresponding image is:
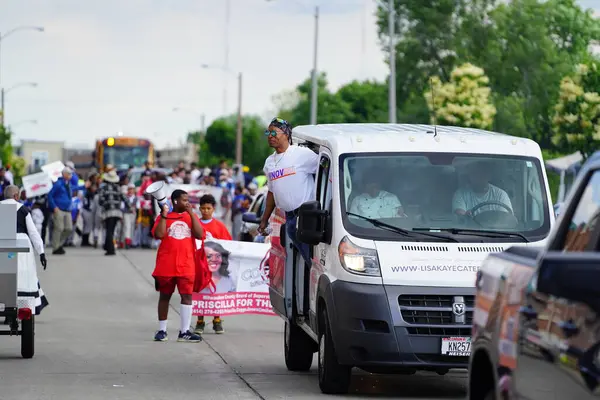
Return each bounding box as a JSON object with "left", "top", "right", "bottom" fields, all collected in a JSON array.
[{"left": 150, "top": 189, "right": 204, "bottom": 343}]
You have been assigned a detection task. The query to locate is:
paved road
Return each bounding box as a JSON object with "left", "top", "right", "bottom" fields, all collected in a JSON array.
[{"left": 0, "top": 248, "right": 467, "bottom": 399}]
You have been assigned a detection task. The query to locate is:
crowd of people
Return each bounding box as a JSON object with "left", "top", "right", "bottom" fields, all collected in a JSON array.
[
  {"left": 2, "top": 159, "right": 261, "bottom": 258},
  {"left": 0, "top": 116, "right": 320, "bottom": 342}
]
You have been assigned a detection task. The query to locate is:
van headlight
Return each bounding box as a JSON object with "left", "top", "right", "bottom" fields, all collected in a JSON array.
[{"left": 338, "top": 236, "right": 381, "bottom": 277}]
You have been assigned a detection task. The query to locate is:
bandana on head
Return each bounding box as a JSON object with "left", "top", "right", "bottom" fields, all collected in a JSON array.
[{"left": 269, "top": 117, "right": 293, "bottom": 144}]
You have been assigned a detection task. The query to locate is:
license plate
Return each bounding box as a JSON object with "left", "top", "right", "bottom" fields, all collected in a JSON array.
[{"left": 441, "top": 336, "right": 471, "bottom": 356}]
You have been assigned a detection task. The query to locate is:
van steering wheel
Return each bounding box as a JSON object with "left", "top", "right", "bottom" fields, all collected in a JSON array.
[
  {"left": 469, "top": 201, "right": 513, "bottom": 216},
  {"left": 468, "top": 201, "right": 517, "bottom": 229}
]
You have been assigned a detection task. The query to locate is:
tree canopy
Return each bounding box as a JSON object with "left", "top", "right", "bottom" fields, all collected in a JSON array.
[{"left": 187, "top": 0, "right": 600, "bottom": 181}]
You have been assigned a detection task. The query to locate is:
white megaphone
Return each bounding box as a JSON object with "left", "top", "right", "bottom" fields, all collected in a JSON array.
[{"left": 145, "top": 181, "right": 168, "bottom": 208}]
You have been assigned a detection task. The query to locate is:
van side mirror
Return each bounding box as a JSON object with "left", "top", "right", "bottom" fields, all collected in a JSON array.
[
  {"left": 243, "top": 212, "right": 259, "bottom": 224},
  {"left": 297, "top": 201, "right": 327, "bottom": 245},
  {"left": 537, "top": 252, "right": 600, "bottom": 310}
]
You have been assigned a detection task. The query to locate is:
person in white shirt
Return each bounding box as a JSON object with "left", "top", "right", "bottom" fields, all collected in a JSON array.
[
  {"left": 190, "top": 163, "right": 201, "bottom": 184},
  {"left": 349, "top": 170, "right": 406, "bottom": 219},
  {"left": 452, "top": 162, "right": 513, "bottom": 217},
  {"left": 1, "top": 186, "right": 48, "bottom": 317},
  {"left": 258, "top": 117, "right": 319, "bottom": 266},
  {"left": 4, "top": 165, "right": 14, "bottom": 185}
]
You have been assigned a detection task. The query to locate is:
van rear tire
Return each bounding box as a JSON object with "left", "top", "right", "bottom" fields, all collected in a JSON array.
[
  {"left": 318, "top": 309, "right": 351, "bottom": 394},
  {"left": 284, "top": 320, "right": 314, "bottom": 371}
]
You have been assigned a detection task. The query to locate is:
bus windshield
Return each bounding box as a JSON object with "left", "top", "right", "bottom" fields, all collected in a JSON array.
[
  {"left": 340, "top": 152, "right": 551, "bottom": 242},
  {"left": 103, "top": 146, "right": 149, "bottom": 168}
]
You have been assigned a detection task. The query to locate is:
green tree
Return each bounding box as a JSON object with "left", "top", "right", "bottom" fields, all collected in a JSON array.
[
  {"left": 552, "top": 61, "right": 600, "bottom": 157},
  {"left": 0, "top": 124, "right": 13, "bottom": 167},
  {"left": 284, "top": 72, "right": 353, "bottom": 125},
  {"left": 199, "top": 115, "right": 272, "bottom": 174},
  {"left": 375, "top": 0, "right": 496, "bottom": 122},
  {"left": 336, "top": 80, "right": 388, "bottom": 123},
  {"left": 0, "top": 124, "right": 26, "bottom": 184},
  {"left": 272, "top": 74, "right": 388, "bottom": 125},
  {"left": 425, "top": 63, "right": 496, "bottom": 129},
  {"left": 470, "top": 0, "right": 600, "bottom": 143}
]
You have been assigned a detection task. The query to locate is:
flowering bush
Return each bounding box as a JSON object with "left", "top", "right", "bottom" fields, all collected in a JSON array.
[
  {"left": 552, "top": 62, "right": 600, "bottom": 157},
  {"left": 424, "top": 63, "right": 496, "bottom": 130}
]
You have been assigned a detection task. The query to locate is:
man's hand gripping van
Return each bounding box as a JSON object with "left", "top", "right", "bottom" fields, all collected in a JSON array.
[{"left": 264, "top": 123, "right": 554, "bottom": 394}]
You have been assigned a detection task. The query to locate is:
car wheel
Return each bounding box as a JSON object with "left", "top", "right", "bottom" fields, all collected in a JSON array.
[{"left": 318, "top": 308, "right": 351, "bottom": 394}]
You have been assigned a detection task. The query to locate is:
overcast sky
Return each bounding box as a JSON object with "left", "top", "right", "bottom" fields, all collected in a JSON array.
[{"left": 1, "top": 0, "right": 598, "bottom": 149}]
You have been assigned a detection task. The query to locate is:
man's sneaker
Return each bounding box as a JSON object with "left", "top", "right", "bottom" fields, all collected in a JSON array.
[
  {"left": 194, "top": 321, "right": 205, "bottom": 334},
  {"left": 177, "top": 330, "right": 202, "bottom": 342},
  {"left": 154, "top": 330, "right": 168, "bottom": 342},
  {"left": 213, "top": 320, "right": 224, "bottom": 334}
]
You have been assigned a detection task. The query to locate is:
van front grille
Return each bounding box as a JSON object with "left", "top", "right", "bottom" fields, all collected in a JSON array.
[{"left": 399, "top": 294, "right": 474, "bottom": 335}]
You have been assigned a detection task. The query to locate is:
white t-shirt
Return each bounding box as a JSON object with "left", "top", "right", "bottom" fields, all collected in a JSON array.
[
  {"left": 452, "top": 184, "right": 513, "bottom": 216},
  {"left": 190, "top": 169, "right": 201, "bottom": 184},
  {"left": 349, "top": 190, "right": 402, "bottom": 219},
  {"left": 263, "top": 145, "right": 319, "bottom": 212}
]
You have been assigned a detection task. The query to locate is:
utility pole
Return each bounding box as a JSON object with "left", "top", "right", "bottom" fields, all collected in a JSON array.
[
  {"left": 388, "top": 0, "right": 397, "bottom": 123},
  {"left": 223, "top": 0, "right": 231, "bottom": 114},
  {"left": 0, "top": 88, "right": 4, "bottom": 126},
  {"left": 309, "top": 6, "right": 319, "bottom": 125},
  {"left": 235, "top": 72, "right": 243, "bottom": 165}
]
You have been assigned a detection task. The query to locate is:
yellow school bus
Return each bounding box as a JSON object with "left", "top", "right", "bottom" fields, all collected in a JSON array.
[{"left": 94, "top": 136, "right": 155, "bottom": 172}]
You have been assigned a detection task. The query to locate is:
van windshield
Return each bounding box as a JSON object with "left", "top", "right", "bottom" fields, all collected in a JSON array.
[{"left": 340, "top": 152, "right": 551, "bottom": 242}]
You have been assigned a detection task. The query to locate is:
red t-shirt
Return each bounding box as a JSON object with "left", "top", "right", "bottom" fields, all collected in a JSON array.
[
  {"left": 200, "top": 219, "right": 232, "bottom": 241},
  {"left": 151, "top": 212, "right": 198, "bottom": 277}
]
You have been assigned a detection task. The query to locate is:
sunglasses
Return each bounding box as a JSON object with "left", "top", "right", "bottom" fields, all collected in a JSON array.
[
  {"left": 264, "top": 129, "right": 278, "bottom": 137},
  {"left": 271, "top": 117, "right": 288, "bottom": 125}
]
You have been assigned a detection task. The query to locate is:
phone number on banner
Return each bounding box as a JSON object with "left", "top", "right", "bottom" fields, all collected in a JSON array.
[{"left": 192, "top": 292, "right": 276, "bottom": 316}]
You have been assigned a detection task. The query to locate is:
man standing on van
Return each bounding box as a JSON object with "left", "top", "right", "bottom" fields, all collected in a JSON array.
[{"left": 258, "top": 117, "right": 318, "bottom": 266}]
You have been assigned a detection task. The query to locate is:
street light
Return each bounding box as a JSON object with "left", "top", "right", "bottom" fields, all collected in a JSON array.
[
  {"left": 0, "top": 26, "right": 44, "bottom": 88},
  {"left": 172, "top": 107, "right": 206, "bottom": 132},
  {"left": 1, "top": 82, "right": 38, "bottom": 125},
  {"left": 201, "top": 64, "right": 243, "bottom": 165},
  {"left": 266, "top": 0, "right": 319, "bottom": 125}
]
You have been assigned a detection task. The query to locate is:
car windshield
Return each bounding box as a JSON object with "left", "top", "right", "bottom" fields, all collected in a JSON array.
[
  {"left": 104, "top": 146, "right": 149, "bottom": 168},
  {"left": 340, "top": 152, "right": 551, "bottom": 242}
]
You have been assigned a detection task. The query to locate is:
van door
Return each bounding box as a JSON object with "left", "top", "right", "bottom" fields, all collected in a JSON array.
[
  {"left": 310, "top": 153, "right": 332, "bottom": 324},
  {"left": 294, "top": 154, "right": 331, "bottom": 317}
]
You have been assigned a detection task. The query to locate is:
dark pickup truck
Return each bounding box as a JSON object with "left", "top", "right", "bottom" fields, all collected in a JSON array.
[{"left": 468, "top": 159, "right": 600, "bottom": 400}]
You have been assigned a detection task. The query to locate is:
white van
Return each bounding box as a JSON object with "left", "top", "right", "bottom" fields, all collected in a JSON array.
[{"left": 264, "top": 123, "right": 554, "bottom": 394}]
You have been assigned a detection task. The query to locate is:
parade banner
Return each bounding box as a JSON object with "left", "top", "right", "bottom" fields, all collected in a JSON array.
[
  {"left": 21, "top": 172, "right": 53, "bottom": 198},
  {"left": 192, "top": 239, "right": 276, "bottom": 316}
]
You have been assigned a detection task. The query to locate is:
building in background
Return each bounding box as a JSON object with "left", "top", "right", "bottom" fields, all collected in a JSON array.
[
  {"left": 63, "top": 145, "right": 95, "bottom": 178},
  {"left": 16, "top": 140, "right": 64, "bottom": 174},
  {"left": 157, "top": 141, "right": 198, "bottom": 169}
]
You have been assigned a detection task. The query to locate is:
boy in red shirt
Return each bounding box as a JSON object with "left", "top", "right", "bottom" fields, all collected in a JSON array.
[
  {"left": 194, "top": 194, "right": 232, "bottom": 335},
  {"left": 151, "top": 189, "right": 204, "bottom": 342}
]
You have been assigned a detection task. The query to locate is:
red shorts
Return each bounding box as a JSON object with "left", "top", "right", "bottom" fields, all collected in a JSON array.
[{"left": 154, "top": 276, "right": 194, "bottom": 295}]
